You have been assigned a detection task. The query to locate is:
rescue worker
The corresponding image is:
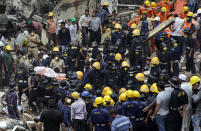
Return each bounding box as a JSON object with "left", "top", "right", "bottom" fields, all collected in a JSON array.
[
  {"left": 5, "top": 82, "right": 20, "bottom": 119},
  {"left": 89, "top": 97, "right": 112, "bottom": 131},
  {"left": 140, "top": 84, "right": 150, "bottom": 101},
  {"left": 158, "top": 7, "right": 168, "bottom": 23},
  {"left": 135, "top": 73, "right": 145, "bottom": 90},
  {"left": 111, "top": 23, "right": 127, "bottom": 50},
  {"left": 47, "top": 12, "right": 57, "bottom": 46},
  {"left": 128, "top": 15, "right": 141, "bottom": 27},
  {"left": 180, "top": 6, "right": 190, "bottom": 19},
  {"left": 92, "top": 42, "right": 101, "bottom": 64},
  {"left": 117, "top": 92, "right": 127, "bottom": 114},
  {"left": 114, "top": 53, "right": 123, "bottom": 68},
  {"left": 76, "top": 44, "right": 87, "bottom": 72},
  {"left": 103, "top": 95, "right": 114, "bottom": 111},
  {"left": 151, "top": 2, "right": 158, "bottom": 17},
  {"left": 50, "top": 53, "right": 65, "bottom": 73},
  {"left": 127, "top": 23, "right": 137, "bottom": 47},
  {"left": 120, "top": 61, "right": 130, "bottom": 87},
  {"left": 138, "top": 0, "right": 153, "bottom": 18},
  {"left": 184, "top": 27, "right": 196, "bottom": 74},
  {"left": 166, "top": 77, "right": 188, "bottom": 131},
  {"left": 133, "top": 45, "right": 146, "bottom": 73},
  {"left": 28, "top": 29, "right": 40, "bottom": 59},
  {"left": 147, "top": 57, "right": 161, "bottom": 86},
  {"left": 32, "top": 53, "right": 45, "bottom": 67},
  {"left": 15, "top": 62, "right": 29, "bottom": 105},
  {"left": 157, "top": 0, "right": 173, "bottom": 13},
  {"left": 66, "top": 42, "right": 77, "bottom": 71},
  {"left": 54, "top": 80, "right": 69, "bottom": 101},
  {"left": 103, "top": 37, "right": 110, "bottom": 56},
  {"left": 62, "top": 49, "right": 72, "bottom": 75},
  {"left": 104, "top": 45, "right": 115, "bottom": 65},
  {"left": 113, "top": 39, "right": 126, "bottom": 56},
  {"left": 182, "top": 11, "right": 196, "bottom": 37}
]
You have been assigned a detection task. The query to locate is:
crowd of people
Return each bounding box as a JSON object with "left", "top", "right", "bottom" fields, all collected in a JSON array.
[{"left": 1, "top": 0, "right": 201, "bottom": 131}]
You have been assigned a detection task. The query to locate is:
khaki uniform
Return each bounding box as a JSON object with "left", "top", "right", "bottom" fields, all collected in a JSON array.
[
  {"left": 28, "top": 34, "right": 40, "bottom": 58},
  {"left": 50, "top": 58, "right": 65, "bottom": 72}
]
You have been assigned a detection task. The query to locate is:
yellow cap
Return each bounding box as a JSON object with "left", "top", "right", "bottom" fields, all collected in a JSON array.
[
  {"left": 161, "top": 7, "right": 167, "bottom": 12},
  {"left": 183, "top": 6, "right": 189, "bottom": 12},
  {"left": 132, "top": 29, "right": 140, "bottom": 36},
  {"left": 151, "top": 2, "right": 156, "bottom": 8},
  {"left": 105, "top": 90, "right": 113, "bottom": 96},
  {"left": 48, "top": 12, "right": 54, "bottom": 17},
  {"left": 53, "top": 47, "right": 59, "bottom": 52},
  {"left": 133, "top": 90, "right": 140, "bottom": 98},
  {"left": 140, "top": 84, "right": 149, "bottom": 93},
  {"left": 126, "top": 90, "right": 134, "bottom": 98},
  {"left": 144, "top": 0, "right": 150, "bottom": 6},
  {"left": 102, "top": 87, "right": 111, "bottom": 95},
  {"left": 119, "top": 88, "right": 127, "bottom": 94},
  {"left": 135, "top": 73, "right": 145, "bottom": 81},
  {"left": 150, "top": 83, "right": 160, "bottom": 93},
  {"left": 92, "top": 62, "right": 101, "bottom": 69},
  {"left": 115, "top": 53, "right": 122, "bottom": 61},
  {"left": 84, "top": 84, "right": 92, "bottom": 90},
  {"left": 103, "top": 1, "right": 109, "bottom": 6},
  {"left": 130, "top": 23, "right": 137, "bottom": 29},
  {"left": 121, "top": 61, "right": 130, "bottom": 68},
  {"left": 95, "top": 97, "right": 104, "bottom": 104},
  {"left": 5, "top": 45, "right": 12, "bottom": 51},
  {"left": 119, "top": 93, "right": 127, "bottom": 103},
  {"left": 76, "top": 71, "right": 83, "bottom": 80},
  {"left": 187, "top": 11, "right": 193, "bottom": 17},
  {"left": 115, "top": 23, "right": 122, "bottom": 29},
  {"left": 71, "top": 91, "right": 79, "bottom": 99},
  {"left": 190, "top": 76, "right": 200, "bottom": 85},
  {"left": 103, "top": 95, "right": 111, "bottom": 101},
  {"left": 151, "top": 57, "right": 160, "bottom": 65}
]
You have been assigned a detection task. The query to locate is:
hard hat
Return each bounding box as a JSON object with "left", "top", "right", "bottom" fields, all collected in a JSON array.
[
  {"left": 184, "top": 27, "right": 192, "bottom": 34},
  {"left": 154, "top": 16, "right": 160, "bottom": 21},
  {"left": 76, "top": 71, "right": 83, "bottom": 80},
  {"left": 5, "top": 45, "right": 12, "bottom": 51},
  {"left": 95, "top": 97, "right": 104, "bottom": 105},
  {"left": 115, "top": 53, "right": 122, "bottom": 61},
  {"left": 103, "top": 95, "right": 111, "bottom": 101},
  {"left": 71, "top": 91, "right": 79, "bottom": 99},
  {"left": 187, "top": 11, "right": 193, "bottom": 17},
  {"left": 183, "top": 6, "right": 189, "bottom": 12},
  {"left": 144, "top": 0, "right": 150, "bottom": 6},
  {"left": 190, "top": 76, "right": 200, "bottom": 85},
  {"left": 132, "top": 29, "right": 140, "bottom": 36},
  {"left": 71, "top": 17, "right": 77, "bottom": 22},
  {"left": 119, "top": 88, "right": 127, "bottom": 94},
  {"left": 161, "top": 7, "right": 167, "bottom": 12},
  {"left": 150, "top": 83, "right": 159, "bottom": 93},
  {"left": 151, "top": 2, "right": 156, "bottom": 8},
  {"left": 115, "top": 23, "right": 122, "bottom": 29},
  {"left": 133, "top": 90, "right": 140, "bottom": 98},
  {"left": 178, "top": 74, "right": 187, "bottom": 81},
  {"left": 53, "top": 47, "right": 59, "bottom": 52},
  {"left": 81, "top": 91, "right": 90, "bottom": 97},
  {"left": 119, "top": 93, "right": 127, "bottom": 103},
  {"left": 151, "top": 57, "right": 160, "bottom": 65},
  {"left": 48, "top": 12, "right": 54, "bottom": 17},
  {"left": 0, "top": 41, "right": 4, "bottom": 47},
  {"left": 92, "top": 62, "right": 101, "bottom": 70},
  {"left": 168, "top": 76, "right": 180, "bottom": 88},
  {"left": 27, "top": 19, "right": 32, "bottom": 25},
  {"left": 102, "top": 87, "right": 111, "bottom": 95},
  {"left": 130, "top": 23, "right": 137, "bottom": 29},
  {"left": 197, "top": 8, "right": 201, "bottom": 14},
  {"left": 135, "top": 73, "right": 145, "bottom": 81},
  {"left": 121, "top": 61, "right": 130, "bottom": 68},
  {"left": 84, "top": 83, "right": 92, "bottom": 90},
  {"left": 105, "top": 90, "right": 113, "bottom": 96},
  {"left": 126, "top": 90, "right": 134, "bottom": 98},
  {"left": 103, "top": 1, "right": 109, "bottom": 6},
  {"left": 140, "top": 84, "right": 149, "bottom": 93}
]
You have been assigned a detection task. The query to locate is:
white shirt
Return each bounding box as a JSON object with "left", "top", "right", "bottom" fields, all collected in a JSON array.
[
  {"left": 192, "top": 19, "right": 199, "bottom": 39},
  {"left": 69, "top": 24, "right": 77, "bottom": 42},
  {"left": 79, "top": 15, "right": 90, "bottom": 28},
  {"left": 181, "top": 82, "right": 192, "bottom": 108},
  {"left": 171, "top": 17, "right": 185, "bottom": 36}
]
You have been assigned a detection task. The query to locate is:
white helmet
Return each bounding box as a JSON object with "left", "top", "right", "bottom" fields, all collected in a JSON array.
[
  {"left": 0, "top": 121, "right": 7, "bottom": 130},
  {"left": 197, "top": 9, "right": 201, "bottom": 14},
  {"left": 154, "top": 16, "right": 160, "bottom": 21},
  {"left": 23, "top": 31, "right": 29, "bottom": 37},
  {"left": 0, "top": 41, "right": 4, "bottom": 47}
]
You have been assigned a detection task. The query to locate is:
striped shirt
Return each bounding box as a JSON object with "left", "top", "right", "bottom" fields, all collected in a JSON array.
[{"left": 111, "top": 115, "right": 132, "bottom": 131}]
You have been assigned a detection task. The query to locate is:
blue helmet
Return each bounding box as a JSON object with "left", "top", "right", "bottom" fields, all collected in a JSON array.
[{"left": 81, "top": 91, "right": 90, "bottom": 97}]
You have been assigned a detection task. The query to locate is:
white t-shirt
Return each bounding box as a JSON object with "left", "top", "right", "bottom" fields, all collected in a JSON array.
[{"left": 171, "top": 17, "right": 184, "bottom": 36}]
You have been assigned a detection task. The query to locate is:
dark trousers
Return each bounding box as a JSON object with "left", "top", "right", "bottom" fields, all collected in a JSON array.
[
  {"left": 82, "top": 26, "right": 89, "bottom": 46},
  {"left": 166, "top": 110, "right": 182, "bottom": 131},
  {"left": 48, "top": 33, "right": 56, "bottom": 46},
  {"left": 18, "top": 85, "right": 29, "bottom": 105},
  {"left": 171, "top": 36, "right": 183, "bottom": 56},
  {"left": 73, "top": 119, "right": 85, "bottom": 131},
  {"left": 186, "top": 56, "right": 195, "bottom": 74},
  {"left": 90, "top": 30, "right": 101, "bottom": 45},
  {"left": 28, "top": 90, "right": 41, "bottom": 112}
]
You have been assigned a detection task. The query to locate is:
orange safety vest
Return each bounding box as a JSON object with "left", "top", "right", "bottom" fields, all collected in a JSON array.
[
  {"left": 157, "top": 1, "right": 173, "bottom": 12},
  {"left": 182, "top": 21, "right": 192, "bottom": 36},
  {"left": 138, "top": 5, "right": 153, "bottom": 18},
  {"left": 158, "top": 12, "right": 168, "bottom": 23},
  {"left": 164, "top": 27, "right": 171, "bottom": 38},
  {"left": 152, "top": 8, "right": 158, "bottom": 17},
  {"left": 128, "top": 17, "right": 141, "bottom": 27}
]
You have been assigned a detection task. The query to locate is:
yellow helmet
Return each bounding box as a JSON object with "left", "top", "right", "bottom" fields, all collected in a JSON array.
[
  {"left": 119, "top": 93, "right": 127, "bottom": 103},
  {"left": 144, "top": 0, "right": 150, "bottom": 6},
  {"left": 95, "top": 97, "right": 104, "bottom": 105},
  {"left": 115, "top": 53, "right": 122, "bottom": 61},
  {"left": 135, "top": 73, "right": 145, "bottom": 81},
  {"left": 190, "top": 76, "right": 200, "bottom": 85},
  {"left": 151, "top": 2, "right": 156, "bottom": 8},
  {"left": 48, "top": 12, "right": 54, "bottom": 17},
  {"left": 151, "top": 57, "right": 160, "bottom": 65},
  {"left": 150, "top": 83, "right": 160, "bottom": 93},
  {"left": 132, "top": 29, "right": 140, "bottom": 36},
  {"left": 53, "top": 47, "right": 59, "bottom": 52},
  {"left": 103, "top": 1, "right": 109, "bottom": 6},
  {"left": 187, "top": 11, "right": 193, "bottom": 17},
  {"left": 84, "top": 83, "right": 92, "bottom": 90},
  {"left": 102, "top": 87, "right": 111, "bottom": 95},
  {"left": 126, "top": 90, "right": 134, "bottom": 98},
  {"left": 76, "top": 71, "right": 83, "bottom": 80},
  {"left": 130, "top": 23, "right": 137, "bottom": 29},
  {"left": 103, "top": 95, "right": 111, "bottom": 101},
  {"left": 105, "top": 90, "right": 113, "bottom": 96},
  {"left": 140, "top": 84, "right": 149, "bottom": 93},
  {"left": 119, "top": 88, "right": 127, "bottom": 94},
  {"left": 133, "top": 90, "right": 140, "bottom": 98},
  {"left": 161, "top": 7, "right": 167, "bottom": 13},
  {"left": 5, "top": 45, "right": 12, "bottom": 51},
  {"left": 115, "top": 23, "right": 122, "bottom": 29},
  {"left": 121, "top": 61, "right": 130, "bottom": 68},
  {"left": 71, "top": 91, "right": 79, "bottom": 99},
  {"left": 183, "top": 6, "right": 189, "bottom": 12},
  {"left": 92, "top": 62, "right": 101, "bottom": 70}
]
